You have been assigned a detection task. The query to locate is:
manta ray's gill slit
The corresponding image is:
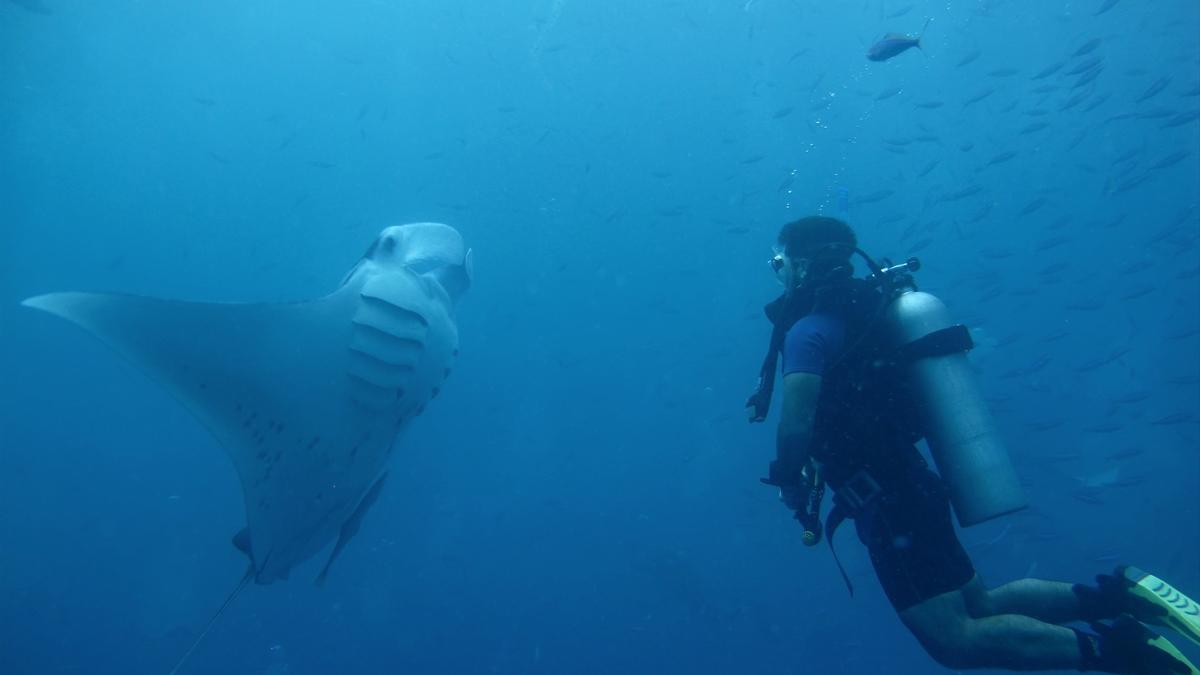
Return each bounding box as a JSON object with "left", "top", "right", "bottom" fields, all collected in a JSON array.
[
  {"left": 349, "top": 322, "right": 425, "bottom": 363},
  {"left": 347, "top": 350, "right": 416, "bottom": 387},
  {"left": 348, "top": 344, "right": 420, "bottom": 372},
  {"left": 358, "top": 294, "right": 431, "bottom": 328},
  {"left": 347, "top": 373, "right": 396, "bottom": 396}
]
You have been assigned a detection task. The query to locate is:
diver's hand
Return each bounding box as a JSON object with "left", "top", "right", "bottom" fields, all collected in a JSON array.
[
  {"left": 762, "top": 460, "right": 807, "bottom": 510},
  {"left": 745, "top": 391, "right": 768, "bottom": 422}
]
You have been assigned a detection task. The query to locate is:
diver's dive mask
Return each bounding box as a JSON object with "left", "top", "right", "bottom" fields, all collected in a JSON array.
[
  {"left": 768, "top": 250, "right": 786, "bottom": 274},
  {"left": 771, "top": 242, "right": 860, "bottom": 289},
  {"left": 769, "top": 248, "right": 811, "bottom": 290}
]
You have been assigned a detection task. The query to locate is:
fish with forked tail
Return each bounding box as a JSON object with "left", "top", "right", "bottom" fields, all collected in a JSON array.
[{"left": 867, "top": 18, "right": 931, "bottom": 62}]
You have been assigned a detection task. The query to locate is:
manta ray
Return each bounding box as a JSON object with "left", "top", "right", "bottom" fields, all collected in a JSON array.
[{"left": 22, "top": 222, "right": 471, "bottom": 671}]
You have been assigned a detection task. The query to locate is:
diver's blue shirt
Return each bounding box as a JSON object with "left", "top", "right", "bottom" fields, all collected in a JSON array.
[{"left": 781, "top": 313, "right": 847, "bottom": 377}]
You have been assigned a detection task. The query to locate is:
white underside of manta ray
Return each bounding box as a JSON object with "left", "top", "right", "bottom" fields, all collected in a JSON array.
[{"left": 22, "top": 222, "right": 472, "bottom": 586}]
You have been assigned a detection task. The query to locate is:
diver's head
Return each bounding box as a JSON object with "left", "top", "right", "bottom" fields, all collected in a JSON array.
[{"left": 771, "top": 216, "right": 857, "bottom": 290}]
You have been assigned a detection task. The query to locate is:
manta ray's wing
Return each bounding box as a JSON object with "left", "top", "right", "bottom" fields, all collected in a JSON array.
[{"left": 22, "top": 270, "right": 457, "bottom": 582}]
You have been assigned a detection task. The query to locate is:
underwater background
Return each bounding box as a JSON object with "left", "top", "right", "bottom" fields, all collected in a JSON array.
[{"left": 1, "top": 1, "right": 1197, "bottom": 673}]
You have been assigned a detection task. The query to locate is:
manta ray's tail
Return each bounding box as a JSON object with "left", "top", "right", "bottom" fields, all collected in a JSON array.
[{"left": 166, "top": 564, "right": 255, "bottom": 675}]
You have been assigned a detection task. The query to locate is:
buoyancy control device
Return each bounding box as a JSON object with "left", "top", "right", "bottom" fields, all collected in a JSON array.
[{"left": 750, "top": 252, "right": 1026, "bottom": 527}]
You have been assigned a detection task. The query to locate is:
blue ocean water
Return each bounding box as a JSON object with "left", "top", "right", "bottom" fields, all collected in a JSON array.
[{"left": 1, "top": 1, "right": 1197, "bottom": 673}]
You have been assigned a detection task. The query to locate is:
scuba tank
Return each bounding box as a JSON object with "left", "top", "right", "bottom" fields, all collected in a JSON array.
[{"left": 881, "top": 279, "right": 1027, "bottom": 526}]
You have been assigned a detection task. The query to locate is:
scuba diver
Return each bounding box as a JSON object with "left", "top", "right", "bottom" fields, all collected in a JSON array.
[{"left": 746, "top": 215, "right": 1199, "bottom": 674}]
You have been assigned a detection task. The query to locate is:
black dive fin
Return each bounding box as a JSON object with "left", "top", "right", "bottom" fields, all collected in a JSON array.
[
  {"left": 166, "top": 564, "right": 254, "bottom": 675},
  {"left": 315, "top": 472, "right": 389, "bottom": 586}
]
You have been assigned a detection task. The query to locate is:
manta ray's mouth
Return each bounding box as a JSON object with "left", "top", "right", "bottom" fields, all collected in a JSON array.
[
  {"left": 404, "top": 249, "right": 472, "bottom": 298},
  {"left": 404, "top": 257, "right": 448, "bottom": 274}
]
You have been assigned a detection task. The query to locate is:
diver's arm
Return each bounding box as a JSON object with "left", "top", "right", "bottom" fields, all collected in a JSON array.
[{"left": 768, "top": 372, "right": 822, "bottom": 489}]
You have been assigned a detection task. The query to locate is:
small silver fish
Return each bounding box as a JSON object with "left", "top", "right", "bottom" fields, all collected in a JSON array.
[{"left": 866, "top": 18, "right": 931, "bottom": 62}]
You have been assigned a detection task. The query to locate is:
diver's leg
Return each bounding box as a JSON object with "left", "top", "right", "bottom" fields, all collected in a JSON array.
[
  {"left": 861, "top": 469, "right": 1195, "bottom": 670},
  {"left": 860, "top": 472, "right": 1079, "bottom": 668},
  {"left": 901, "top": 576, "right": 1084, "bottom": 670},
  {"left": 983, "top": 577, "right": 1085, "bottom": 624},
  {"left": 901, "top": 576, "right": 1197, "bottom": 672},
  {"left": 986, "top": 568, "right": 1200, "bottom": 646}
]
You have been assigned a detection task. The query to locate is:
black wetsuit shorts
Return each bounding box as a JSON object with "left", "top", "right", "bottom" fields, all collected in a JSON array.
[{"left": 853, "top": 466, "right": 976, "bottom": 612}]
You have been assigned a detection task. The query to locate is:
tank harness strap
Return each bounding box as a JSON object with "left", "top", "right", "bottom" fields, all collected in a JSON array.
[
  {"left": 824, "top": 505, "right": 855, "bottom": 597},
  {"left": 822, "top": 470, "right": 884, "bottom": 598},
  {"left": 746, "top": 317, "right": 788, "bottom": 422},
  {"left": 893, "top": 324, "right": 974, "bottom": 362}
]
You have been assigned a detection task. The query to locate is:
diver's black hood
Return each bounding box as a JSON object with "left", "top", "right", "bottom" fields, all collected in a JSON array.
[{"left": 763, "top": 264, "right": 858, "bottom": 330}]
